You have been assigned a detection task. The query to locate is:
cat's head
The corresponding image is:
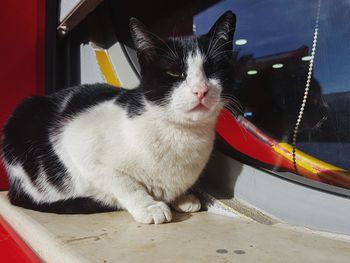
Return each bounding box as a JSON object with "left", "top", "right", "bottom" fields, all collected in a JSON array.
[{"left": 130, "top": 11, "right": 236, "bottom": 124}]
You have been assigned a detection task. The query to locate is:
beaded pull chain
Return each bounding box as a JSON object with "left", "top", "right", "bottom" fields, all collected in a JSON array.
[{"left": 292, "top": 0, "right": 321, "bottom": 174}]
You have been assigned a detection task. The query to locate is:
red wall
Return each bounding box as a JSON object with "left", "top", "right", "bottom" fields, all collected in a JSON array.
[
  {"left": 0, "top": 218, "right": 42, "bottom": 262},
  {"left": 0, "top": 1, "right": 45, "bottom": 190}
]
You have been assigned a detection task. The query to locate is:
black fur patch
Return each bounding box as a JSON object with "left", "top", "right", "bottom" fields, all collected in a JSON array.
[
  {"left": 114, "top": 88, "right": 146, "bottom": 117},
  {"left": 3, "top": 96, "right": 70, "bottom": 192},
  {"left": 60, "top": 83, "right": 120, "bottom": 117},
  {"left": 8, "top": 186, "right": 116, "bottom": 214},
  {"left": 58, "top": 83, "right": 146, "bottom": 118}
]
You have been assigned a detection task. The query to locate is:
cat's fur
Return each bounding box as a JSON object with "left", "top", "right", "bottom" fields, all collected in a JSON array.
[{"left": 1, "top": 11, "right": 236, "bottom": 224}]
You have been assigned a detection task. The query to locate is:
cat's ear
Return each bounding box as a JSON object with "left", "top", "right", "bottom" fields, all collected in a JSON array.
[
  {"left": 207, "top": 11, "right": 236, "bottom": 45},
  {"left": 129, "top": 17, "right": 160, "bottom": 61}
]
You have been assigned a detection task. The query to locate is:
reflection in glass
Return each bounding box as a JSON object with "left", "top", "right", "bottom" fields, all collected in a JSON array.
[{"left": 195, "top": 0, "right": 350, "bottom": 173}]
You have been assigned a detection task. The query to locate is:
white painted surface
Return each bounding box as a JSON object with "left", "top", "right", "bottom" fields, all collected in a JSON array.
[
  {"left": 0, "top": 192, "right": 349, "bottom": 262},
  {"left": 204, "top": 150, "right": 350, "bottom": 235},
  {"left": 59, "top": 0, "right": 82, "bottom": 22},
  {"left": 108, "top": 42, "right": 140, "bottom": 89},
  {"left": 0, "top": 193, "right": 86, "bottom": 263},
  {"left": 80, "top": 43, "right": 104, "bottom": 84}
]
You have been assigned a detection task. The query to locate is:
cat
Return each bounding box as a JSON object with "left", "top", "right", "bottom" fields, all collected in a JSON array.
[{"left": 1, "top": 11, "right": 236, "bottom": 224}]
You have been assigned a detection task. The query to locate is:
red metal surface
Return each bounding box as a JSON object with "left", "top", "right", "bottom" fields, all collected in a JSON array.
[
  {"left": 216, "top": 109, "right": 350, "bottom": 188},
  {"left": 0, "top": 0, "right": 45, "bottom": 190},
  {"left": 0, "top": 217, "right": 41, "bottom": 262},
  {"left": 216, "top": 109, "right": 294, "bottom": 170}
]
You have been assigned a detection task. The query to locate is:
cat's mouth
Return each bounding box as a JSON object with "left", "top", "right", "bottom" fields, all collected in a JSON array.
[{"left": 188, "top": 103, "right": 209, "bottom": 112}]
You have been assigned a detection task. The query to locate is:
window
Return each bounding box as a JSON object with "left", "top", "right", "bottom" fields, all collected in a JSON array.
[{"left": 192, "top": 0, "right": 350, "bottom": 191}]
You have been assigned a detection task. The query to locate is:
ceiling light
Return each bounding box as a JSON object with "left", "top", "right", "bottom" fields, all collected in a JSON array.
[
  {"left": 272, "top": 63, "right": 284, "bottom": 69},
  {"left": 235, "top": 39, "right": 247, "bottom": 45},
  {"left": 247, "top": 70, "right": 258, "bottom": 75},
  {"left": 301, "top": 56, "right": 312, "bottom": 61}
]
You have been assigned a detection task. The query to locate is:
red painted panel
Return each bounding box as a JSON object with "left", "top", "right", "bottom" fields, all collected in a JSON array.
[
  {"left": 0, "top": 0, "right": 45, "bottom": 190},
  {"left": 0, "top": 217, "right": 41, "bottom": 262},
  {"left": 216, "top": 109, "right": 294, "bottom": 170}
]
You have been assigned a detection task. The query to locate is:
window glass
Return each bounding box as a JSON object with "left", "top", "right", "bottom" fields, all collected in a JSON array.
[{"left": 195, "top": 0, "right": 350, "bottom": 173}]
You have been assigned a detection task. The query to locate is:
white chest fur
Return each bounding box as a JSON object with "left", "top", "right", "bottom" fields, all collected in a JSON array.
[
  {"left": 55, "top": 100, "right": 217, "bottom": 202},
  {"left": 133, "top": 117, "right": 216, "bottom": 201}
]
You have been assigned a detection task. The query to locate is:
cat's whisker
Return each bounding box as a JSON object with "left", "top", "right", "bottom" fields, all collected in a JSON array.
[
  {"left": 143, "top": 28, "right": 179, "bottom": 60},
  {"left": 225, "top": 98, "right": 243, "bottom": 111},
  {"left": 207, "top": 26, "right": 236, "bottom": 55},
  {"left": 225, "top": 101, "right": 244, "bottom": 115},
  {"left": 221, "top": 97, "right": 244, "bottom": 114},
  {"left": 221, "top": 95, "right": 242, "bottom": 108},
  {"left": 156, "top": 52, "right": 179, "bottom": 63},
  {"left": 209, "top": 50, "right": 234, "bottom": 61},
  {"left": 170, "top": 29, "right": 180, "bottom": 60},
  {"left": 224, "top": 104, "right": 241, "bottom": 117},
  {"left": 207, "top": 37, "right": 222, "bottom": 57},
  {"left": 142, "top": 42, "right": 179, "bottom": 63},
  {"left": 208, "top": 40, "right": 235, "bottom": 59},
  {"left": 206, "top": 22, "right": 220, "bottom": 55},
  {"left": 206, "top": 23, "right": 235, "bottom": 56},
  {"left": 221, "top": 93, "right": 242, "bottom": 105}
]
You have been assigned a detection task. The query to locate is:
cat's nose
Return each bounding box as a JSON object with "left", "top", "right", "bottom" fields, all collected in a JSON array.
[{"left": 192, "top": 86, "right": 208, "bottom": 100}]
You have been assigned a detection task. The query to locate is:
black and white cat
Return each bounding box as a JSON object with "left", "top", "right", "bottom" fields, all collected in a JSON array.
[{"left": 1, "top": 11, "right": 236, "bottom": 224}]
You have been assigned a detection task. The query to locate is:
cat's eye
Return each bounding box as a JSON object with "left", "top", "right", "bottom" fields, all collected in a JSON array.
[{"left": 166, "top": 71, "right": 186, "bottom": 79}]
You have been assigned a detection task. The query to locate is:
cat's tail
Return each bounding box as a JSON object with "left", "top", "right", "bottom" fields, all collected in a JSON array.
[{"left": 8, "top": 191, "right": 117, "bottom": 214}]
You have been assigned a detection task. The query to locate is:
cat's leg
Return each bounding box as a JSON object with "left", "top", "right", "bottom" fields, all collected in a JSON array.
[
  {"left": 93, "top": 172, "right": 172, "bottom": 224},
  {"left": 171, "top": 193, "right": 201, "bottom": 213}
]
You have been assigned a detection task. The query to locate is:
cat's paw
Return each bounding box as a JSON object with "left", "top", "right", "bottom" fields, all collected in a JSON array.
[
  {"left": 131, "top": 201, "right": 172, "bottom": 224},
  {"left": 172, "top": 193, "right": 201, "bottom": 213}
]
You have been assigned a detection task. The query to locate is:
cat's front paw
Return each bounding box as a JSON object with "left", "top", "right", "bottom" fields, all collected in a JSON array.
[
  {"left": 131, "top": 201, "right": 172, "bottom": 224},
  {"left": 172, "top": 193, "right": 201, "bottom": 213}
]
